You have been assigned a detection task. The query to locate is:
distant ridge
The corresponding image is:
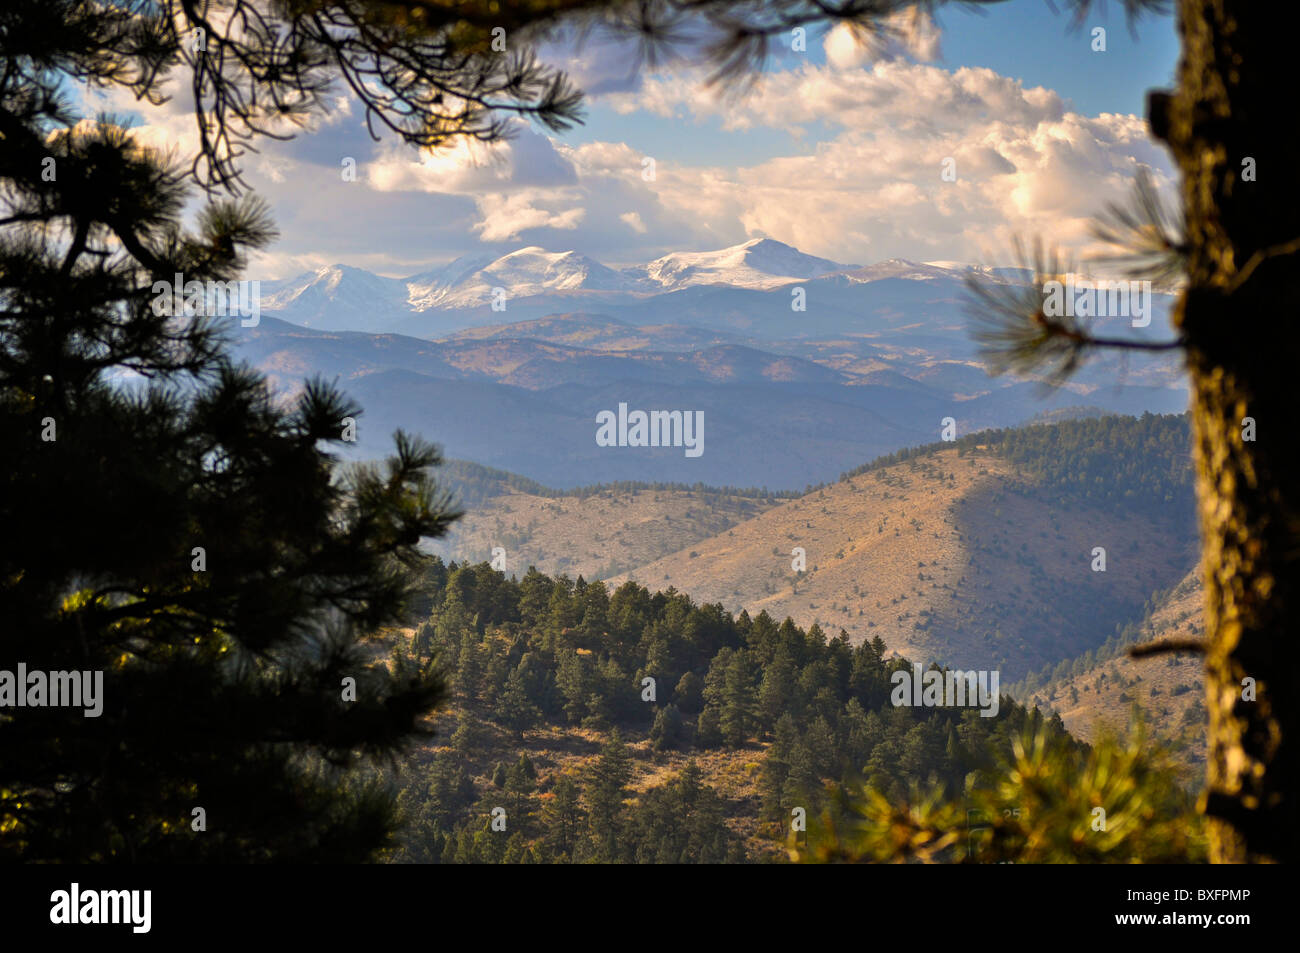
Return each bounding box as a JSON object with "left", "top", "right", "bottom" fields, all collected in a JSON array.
[{"left": 256, "top": 237, "right": 1050, "bottom": 337}]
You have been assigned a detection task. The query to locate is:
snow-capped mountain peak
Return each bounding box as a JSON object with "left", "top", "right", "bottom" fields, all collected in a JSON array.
[
  {"left": 260, "top": 264, "right": 409, "bottom": 318},
  {"left": 631, "top": 238, "right": 855, "bottom": 291},
  {"left": 257, "top": 240, "right": 1040, "bottom": 337},
  {"left": 405, "top": 246, "right": 644, "bottom": 310}
]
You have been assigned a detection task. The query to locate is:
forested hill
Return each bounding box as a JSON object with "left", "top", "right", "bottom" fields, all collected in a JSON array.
[
  {"left": 1007, "top": 569, "right": 1207, "bottom": 780},
  {"left": 428, "top": 414, "right": 1199, "bottom": 616},
  {"left": 388, "top": 561, "right": 1077, "bottom": 863},
  {"left": 840, "top": 412, "right": 1195, "bottom": 522},
  {"left": 612, "top": 412, "right": 1200, "bottom": 679},
  {"left": 387, "top": 412, "right": 1204, "bottom": 863},
  {"left": 438, "top": 458, "right": 800, "bottom": 512},
  {"left": 439, "top": 413, "right": 1195, "bottom": 518}
]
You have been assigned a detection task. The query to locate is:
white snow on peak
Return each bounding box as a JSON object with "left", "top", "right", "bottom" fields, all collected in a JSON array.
[
  {"left": 260, "top": 242, "right": 1014, "bottom": 323},
  {"left": 405, "top": 247, "right": 642, "bottom": 309},
  {"left": 630, "top": 238, "right": 855, "bottom": 291}
]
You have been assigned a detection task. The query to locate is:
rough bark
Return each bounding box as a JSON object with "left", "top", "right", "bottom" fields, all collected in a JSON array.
[{"left": 1152, "top": 0, "right": 1300, "bottom": 862}]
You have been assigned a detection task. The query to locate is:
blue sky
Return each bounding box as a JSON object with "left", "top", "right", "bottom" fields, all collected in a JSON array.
[
  {"left": 567, "top": 1, "right": 1179, "bottom": 169},
  {"left": 105, "top": 0, "right": 1183, "bottom": 278}
]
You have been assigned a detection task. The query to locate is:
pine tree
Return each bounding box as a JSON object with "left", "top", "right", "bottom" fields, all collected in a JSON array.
[
  {"left": 456, "top": 630, "right": 484, "bottom": 702},
  {"left": 649, "top": 703, "right": 686, "bottom": 751},
  {"left": 495, "top": 666, "right": 540, "bottom": 739},
  {"left": 674, "top": 670, "right": 705, "bottom": 714},
  {"left": 555, "top": 648, "right": 588, "bottom": 724},
  {"left": 719, "top": 652, "right": 759, "bottom": 747},
  {"left": 784, "top": 744, "right": 823, "bottom": 814},
  {"left": 0, "top": 111, "right": 459, "bottom": 862},
  {"left": 695, "top": 705, "right": 724, "bottom": 749},
  {"left": 542, "top": 774, "right": 584, "bottom": 862},
  {"left": 504, "top": 757, "right": 536, "bottom": 835},
  {"left": 760, "top": 715, "right": 798, "bottom": 824},
  {"left": 585, "top": 729, "right": 632, "bottom": 862},
  {"left": 758, "top": 649, "right": 798, "bottom": 733},
  {"left": 451, "top": 713, "right": 481, "bottom": 756}
]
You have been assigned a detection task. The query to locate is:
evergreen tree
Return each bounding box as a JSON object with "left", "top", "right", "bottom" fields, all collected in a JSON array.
[
  {"left": 518, "top": 569, "right": 554, "bottom": 629},
  {"left": 0, "top": 100, "right": 460, "bottom": 861},
  {"left": 760, "top": 714, "right": 799, "bottom": 824},
  {"left": 673, "top": 670, "right": 705, "bottom": 714},
  {"left": 585, "top": 729, "right": 632, "bottom": 862},
  {"left": 719, "top": 652, "right": 759, "bottom": 747},
  {"left": 451, "top": 713, "right": 481, "bottom": 756},
  {"left": 555, "top": 648, "right": 588, "bottom": 724},
  {"left": 649, "top": 703, "right": 686, "bottom": 751},
  {"left": 504, "top": 756, "right": 537, "bottom": 835},
  {"left": 542, "top": 774, "right": 584, "bottom": 862},
  {"left": 784, "top": 745, "right": 823, "bottom": 814},
  {"left": 495, "top": 667, "right": 540, "bottom": 739},
  {"left": 900, "top": 723, "right": 938, "bottom": 782},
  {"left": 695, "top": 705, "right": 724, "bottom": 749},
  {"left": 456, "top": 630, "right": 484, "bottom": 702},
  {"left": 758, "top": 648, "right": 798, "bottom": 733}
]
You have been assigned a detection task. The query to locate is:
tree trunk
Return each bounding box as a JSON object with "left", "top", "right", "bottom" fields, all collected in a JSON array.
[{"left": 1153, "top": 0, "right": 1300, "bottom": 863}]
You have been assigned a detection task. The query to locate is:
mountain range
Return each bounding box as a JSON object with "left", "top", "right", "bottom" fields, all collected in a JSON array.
[
  {"left": 262, "top": 239, "right": 864, "bottom": 333},
  {"left": 240, "top": 239, "right": 1189, "bottom": 489},
  {"left": 258, "top": 238, "right": 1101, "bottom": 340}
]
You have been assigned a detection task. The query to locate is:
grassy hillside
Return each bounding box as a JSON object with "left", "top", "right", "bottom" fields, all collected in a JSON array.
[
  {"left": 611, "top": 415, "right": 1198, "bottom": 680},
  {"left": 1010, "top": 570, "right": 1207, "bottom": 780},
  {"left": 428, "top": 460, "right": 795, "bottom": 579},
  {"left": 426, "top": 414, "right": 1198, "bottom": 682}
]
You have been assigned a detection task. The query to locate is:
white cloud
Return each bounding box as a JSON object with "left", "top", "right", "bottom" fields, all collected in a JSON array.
[
  {"left": 368, "top": 123, "right": 577, "bottom": 194},
  {"left": 589, "top": 60, "right": 1173, "bottom": 264},
  {"left": 620, "top": 211, "right": 648, "bottom": 233},
  {"left": 472, "top": 191, "right": 586, "bottom": 242},
  {"left": 824, "top": 8, "right": 942, "bottom": 69},
  {"left": 69, "top": 54, "right": 1176, "bottom": 275}
]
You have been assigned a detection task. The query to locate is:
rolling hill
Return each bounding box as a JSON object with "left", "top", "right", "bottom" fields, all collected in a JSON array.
[
  {"left": 425, "top": 413, "right": 1199, "bottom": 683},
  {"left": 426, "top": 461, "right": 791, "bottom": 580},
  {"left": 1011, "top": 569, "right": 1207, "bottom": 778},
  {"left": 609, "top": 441, "right": 1196, "bottom": 680}
]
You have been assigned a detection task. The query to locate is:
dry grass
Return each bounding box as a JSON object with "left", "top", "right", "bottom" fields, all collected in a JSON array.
[
  {"left": 429, "top": 488, "right": 779, "bottom": 579},
  {"left": 1038, "top": 570, "right": 1206, "bottom": 777},
  {"left": 610, "top": 446, "right": 1194, "bottom": 679}
]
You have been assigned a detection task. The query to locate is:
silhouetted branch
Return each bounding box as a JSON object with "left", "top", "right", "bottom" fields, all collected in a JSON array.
[
  {"left": 1129, "top": 639, "right": 1206, "bottom": 658},
  {"left": 964, "top": 236, "right": 1185, "bottom": 386}
]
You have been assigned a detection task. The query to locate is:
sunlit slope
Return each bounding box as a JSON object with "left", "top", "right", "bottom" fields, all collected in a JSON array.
[
  {"left": 1018, "top": 570, "right": 1206, "bottom": 775},
  {"left": 612, "top": 440, "right": 1196, "bottom": 681}
]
